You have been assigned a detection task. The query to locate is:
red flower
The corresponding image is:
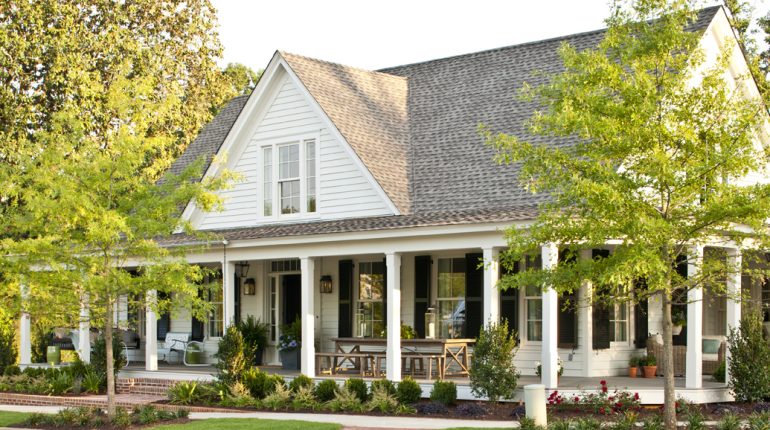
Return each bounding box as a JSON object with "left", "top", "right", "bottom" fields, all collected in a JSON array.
[
  {"left": 599, "top": 407, "right": 606, "bottom": 414},
  {"left": 600, "top": 380, "right": 607, "bottom": 386},
  {"left": 633, "top": 393, "right": 640, "bottom": 400},
  {"left": 574, "top": 396, "right": 580, "bottom": 402},
  {"left": 602, "top": 385, "right": 608, "bottom": 393}
]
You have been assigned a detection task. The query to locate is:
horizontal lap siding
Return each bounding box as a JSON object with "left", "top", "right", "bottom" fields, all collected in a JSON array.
[{"left": 199, "top": 75, "right": 392, "bottom": 230}]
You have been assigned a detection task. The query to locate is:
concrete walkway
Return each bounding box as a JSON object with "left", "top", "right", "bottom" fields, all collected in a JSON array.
[{"left": 0, "top": 404, "right": 516, "bottom": 429}]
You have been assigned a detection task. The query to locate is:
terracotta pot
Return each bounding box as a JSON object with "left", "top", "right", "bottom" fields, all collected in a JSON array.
[
  {"left": 643, "top": 365, "right": 657, "bottom": 378},
  {"left": 628, "top": 366, "right": 638, "bottom": 378}
]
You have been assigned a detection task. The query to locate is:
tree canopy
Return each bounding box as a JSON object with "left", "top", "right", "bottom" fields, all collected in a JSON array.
[{"left": 485, "top": 0, "right": 770, "bottom": 427}]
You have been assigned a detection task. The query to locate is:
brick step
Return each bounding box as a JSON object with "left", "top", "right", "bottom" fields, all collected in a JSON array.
[{"left": 116, "top": 378, "right": 178, "bottom": 396}]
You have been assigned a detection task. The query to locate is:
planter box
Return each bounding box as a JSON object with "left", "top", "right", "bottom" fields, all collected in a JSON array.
[{"left": 280, "top": 349, "right": 300, "bottom": 370}]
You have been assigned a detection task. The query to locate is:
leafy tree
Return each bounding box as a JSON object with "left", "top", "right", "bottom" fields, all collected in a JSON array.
[
  {"left": 223, "top": 63, "right": 263, "bottom": 96},
  {"left": 469, "top": 320, "right": 519, "bottom": 402},
  {"left": 0, "top": 70, "right": 232, "bottom": 416},
  {"left": 484, "top": 0, "right": 770, "bottom": 427}
]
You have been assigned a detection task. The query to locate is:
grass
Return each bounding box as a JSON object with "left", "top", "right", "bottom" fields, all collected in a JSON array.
[
  {"left": 151, "top": 418, "right": 342, "bottom": 430},
  {"left": 0, "top": 411, "right": 33, "bottom": 426}
]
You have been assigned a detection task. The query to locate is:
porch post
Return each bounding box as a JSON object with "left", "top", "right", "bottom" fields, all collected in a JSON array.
[
  {"left": 579, "top": 249, "right": 593, "bottom": 377},
  {"left": 686, "top": 245, "right": 704, "bottom": 389},
  {"left": 78, "top": 294, "right": 91, "bottom": 363},
  {"left": 223, "top": 261, "right": 236, "bottom": 328},
  {"left": 145, "top": 290, "right": 158, "bottom": 371},
  {"left": 482, "top": 247, "right": 500, "bottom": 325},
  {"left": 725, "top": 248, "right": 742, "bottom": 386},
  {"left": 541, "top": 243, "right": 559, "bottom": 388},
  {"left": 386, "top": 252, "right": 402, "bottom": 381},
  {"left": 19, "top": 282, "right": 31, "bottom": 365},
  {"left": 300, "top": 257, "right": 316, "bottom": 378}
]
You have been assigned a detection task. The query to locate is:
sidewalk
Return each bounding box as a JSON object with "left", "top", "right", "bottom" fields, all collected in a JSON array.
[{"left": 0, "top": 404, "right": 516, "bottom": 429}]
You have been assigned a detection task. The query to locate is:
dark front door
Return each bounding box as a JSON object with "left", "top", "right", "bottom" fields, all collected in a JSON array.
[{"left": 282, "top": 274, "right": 301, "bottom": 325}]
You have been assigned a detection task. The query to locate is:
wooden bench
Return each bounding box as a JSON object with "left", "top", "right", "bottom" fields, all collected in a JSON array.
[
  {"left": 401, "top": 352, "right": 445, "bottom": 380},
  {"left": 316, "top": 352, "right": 376, "bottom": 376}
]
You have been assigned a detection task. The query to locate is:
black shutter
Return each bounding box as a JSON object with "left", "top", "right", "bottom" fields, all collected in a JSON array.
[
  {"left": 234, "top": 274, "right": 241, "bottom": 325},
  {"left": 592, "top": 249, "right": 611, "bottom": 350},
  {"left": 465, "top": 253, "right": 483, "bottom": 338},
  {"left": 414, "top": 256, "right": 432, "bottom": 338},
  {"left": 557, "top": 250, "right": 578, "bottom": 348},
  {"left": 157, "top": 291, "right": 171, "bottom": 341},
  {"left": 500, "top": 261, "right": 519, "bottom": 337},
  {"left": 338, "top": 260, "right": 354, "bottom": 337},
  {"left": 191, "top": 285, "right": 204, "bottom": 341},
  {"left": 634, "top": 279, "right": 649, "bottom": 348},
  {"left": 382, "top": 258, "right": 387, "bottom": 337}
]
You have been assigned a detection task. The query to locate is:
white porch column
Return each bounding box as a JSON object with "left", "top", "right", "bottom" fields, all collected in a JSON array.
[
  {"left": 541, "top": 243, "right": 559, "bottom": 388},
  {"left": 686, "top": 245, "right": 704, "bottom": 389},
  {"left": 300, "top": 257, "right": 316, "bottom": 378},
  {"left": 78, "top": 294, "right": 91, "bottom": 363},
  {"left": 725, "top": 248, "right": 742, "bottom": 386},
  {"left": 482, "top": 247, "right": 500, "bottom": 325},
  {"left": 223, "top": 261, "right": 236, "bottom": 328},
  {"left": 386, "top": 252, "right": 402, "bottom": 382},
  {"left": 19, "top": 282, "right": 31, "bottom": 365},
  {"left": 145, "top": 290, "right": 158, "bottom": 371},
  {"left": 579, "top": 249, "right": 593, "bottom": 377}
]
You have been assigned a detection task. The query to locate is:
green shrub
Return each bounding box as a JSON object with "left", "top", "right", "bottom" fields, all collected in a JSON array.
[
  {"left": 262, "top": 383, "right": 292, "bottom": 411},
  {"left": 519, "top": 417, "right": 545, "bottom": 430},
  {"left": 325, "top": 387, "right": 363, "bottom": 413},
  {"left": 717, "top": 413, "right": 741, "bottom": 430},
  {"left": 396, "top": 377, "right": 422, "bottom": 404},
  {"left": 748, "top": 412, "right": 770, "bottom": 430},
  {"left": 713, "top": 360, "right": 725, "bottom": 383},
  {"left": 314, "top": 379, "right": 338, "bottom": 402},
  {"left": 168, "top": 381, "right": 200, "bottom": 405},
  {"left": 686, "top": 409, "right": 706, "bottom": 430},
  {"left": 82, "top": 370, "right": 103, "bottom": 394},
  {"left": 292, "top": 385, "right": 320, "bottom": 411},
  {"left": 236, "top": 316, "right": 269, "bottom": 366},
  {"left": 3, "top": 365, "right": 20, "bottom": 376},
  {"left": 430, "top": 380, "right": 457, "bottom": 406},
  {"left": 214, "top": 325, "right": 253, "bottom": 385},
  {"left": 728, "top": 309, "right": 770, "bottom": 402},
  {"left": 366, "top": 384, "right": 399, "bottom": 413},
  {"left": 46, "top": 370, "right": 73, "bottom": 395},
  {"left": 344, "top": 378, "right": 369, "bottom": 402},
  {"left": 30, "top": 323, "right": 52, "bottom": 364},
  {"left": 289, "top": 374, "right": 314, "bottom": 393},
  {"left": 469, "top": 320, "right": 519, "bottom": 402},
  {"left": 401, "top": 324, "right": 416, "bottom": 339},
  {"left": 574, "top": 417, "right": 601, "bottom": 430},
  {"left": 641, "top": 414, "right": 664, "bottom": 430},
  {"left": 91, "top": 335, "right": 126, "bottom": 389},
  {"left": 0, "top": 316, "right": 16, "bottom": 375},
  {"left": 370, "top": 379, "right": 396, "bottom": 397},
  {"left": 112, "top": 406, "right": 131, "bottom": 427}
]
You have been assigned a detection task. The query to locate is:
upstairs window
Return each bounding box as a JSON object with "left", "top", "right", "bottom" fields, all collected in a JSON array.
[{"left": 261, "top": 137, "right": 318, "bottom": 217}]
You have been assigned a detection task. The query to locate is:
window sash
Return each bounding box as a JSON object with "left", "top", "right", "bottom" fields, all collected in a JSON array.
[
  {"left": 357, "top": 261, "right": 385, "bottom": 338},
  {"left": 609, "top": 303, "right": 628, "bottom": 342},
  {"left": 437, "top": 258, "right": 466, "bottom": 339},
  {"left": 262, "top": 137, "right": 318, "bottom": 218},
  {"left": 206, "top": 281, "right": 224, "bottom": 338}
]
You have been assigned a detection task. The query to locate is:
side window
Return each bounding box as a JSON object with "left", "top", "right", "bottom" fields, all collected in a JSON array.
[
  {"left": 437, "top": 258, "right": 466, "bottom": 339},
  {"left": 356, "top": 261, "right": 385, "bottom": 338}
]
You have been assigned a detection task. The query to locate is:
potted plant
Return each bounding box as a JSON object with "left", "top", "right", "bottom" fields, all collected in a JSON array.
[
  {"left": 185, "top": 342, "right": 202, "bottom": 365},
  {"left": 628, "top": 356, "right": 639, "bottom": 378},
  {"left": 535, "top": 358, "right": 564, "bottom": 382},
  {"left": 672, "top": 308, "right": 687, "bottom": 336},
  {"left": 641, "top": 355, "right": 657, "bottom": 378},
  {"left": 279, "top": 318, "right": 301, "bottom": 370},
  {"left": 237, "top": 316, "right": 270, "bottom": 366}
]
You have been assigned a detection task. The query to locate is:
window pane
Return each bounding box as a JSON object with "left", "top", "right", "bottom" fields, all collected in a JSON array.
[
  {"left": 525, "top": 285, "right": 540, "bottom": 297},
  {"left": 279, "top": 144, "right": 299, "bottom": 179},
  {"left": 527, "top": 299, "right": 542, "bottom": 320},
  {"left": 528, "top": 321, "right": 542, "bottom": 341},
  {"left": 263, "top": 147, "right": 272, "bottom": 216},
  {"left": 280, "top": 180, "right": 300, "bottom": 214}
]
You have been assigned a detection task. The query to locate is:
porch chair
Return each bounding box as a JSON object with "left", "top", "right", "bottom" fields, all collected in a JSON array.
[
  {"left": 647, "top": 334, "right": 726, "bottom": 376},
  {"left": 157, "top": 332, "right": 190, "bottom": 365}
]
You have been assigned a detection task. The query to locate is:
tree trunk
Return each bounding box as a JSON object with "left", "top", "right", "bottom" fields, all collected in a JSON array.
[
  {"left": 662, "top": 293, "right": 677, "bottom": 429},
  {"left": 105, "top": 298, "right": 116, "bottom": 418}
]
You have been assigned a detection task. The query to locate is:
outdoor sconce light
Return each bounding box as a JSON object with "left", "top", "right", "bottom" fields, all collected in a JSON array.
[
  {"left": 236, "top": 261, "right": 250, "bottom": 278},
  {"left": 320, "top": 275, "right": 333, "bottom": 294},
  {"left": 243, "top": 278, "right": 256, "bottom": 296}
]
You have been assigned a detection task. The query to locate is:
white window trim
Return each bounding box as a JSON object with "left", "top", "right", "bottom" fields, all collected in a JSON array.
[
  {"left": 435, "top": 256, "right": 467, "bottom": 340},
  {"left": 206, "top": 282, "right": 224, "bottom": 340},
  {"left": 518, "top": 256, "right": 542, "bottom": 346},
  {"left": 259, "top": 133, "right": 321, "bottom": 221},
  {"left": 355, "top": 260, "right": 385, "bottom": 338},
  {"left": 609, "top": 301, "right": 630, "bottom": 346}
]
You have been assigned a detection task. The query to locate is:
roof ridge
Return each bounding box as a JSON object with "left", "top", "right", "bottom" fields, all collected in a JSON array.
[
  {"left": 377, "top": 4, "right": 722, "bottom": 73},
  {"left": 279, "top": 50, "right": 405, "bottom": 79}
]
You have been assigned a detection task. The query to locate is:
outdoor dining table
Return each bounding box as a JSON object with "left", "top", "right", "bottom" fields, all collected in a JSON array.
[{"left": 329, "top": 337, "right": 476, "bottom": 378}]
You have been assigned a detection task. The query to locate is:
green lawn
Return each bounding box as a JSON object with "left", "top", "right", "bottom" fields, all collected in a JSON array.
[
  {"left": 152, "top": 418, "right": 342, "bottom": 430},
  {"left": 0, "top": 411, "right": 32, "bottom": 426}
]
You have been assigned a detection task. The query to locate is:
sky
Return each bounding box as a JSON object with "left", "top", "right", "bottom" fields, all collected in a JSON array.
[{"left": 212, "top": 0, "right": 766, "bottom": 73}]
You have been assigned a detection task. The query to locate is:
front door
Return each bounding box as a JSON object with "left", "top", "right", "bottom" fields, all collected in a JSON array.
[{"left": 282, "top": 274, "right": 301, "bottom": 326}]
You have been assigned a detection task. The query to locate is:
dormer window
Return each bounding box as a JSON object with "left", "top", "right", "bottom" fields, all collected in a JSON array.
[{"left": 261, "top": 136, "right": 318, "bottom": 218}]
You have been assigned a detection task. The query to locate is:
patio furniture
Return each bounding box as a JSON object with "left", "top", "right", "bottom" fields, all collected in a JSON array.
[
  {"left": 329, "top": 337, "right": 474, "bottom": 379},
  {"left": 702, "top": 335, "right": 726, "bottom": 374},
  {"left": 647, "top": 335, "right": 726, "bottom": 376},
  {"left": 647, "top": 336, "right": 686, "bottom": 376},
  {"left": 157, "top": 332, "right": 191, "bottom": 365}
]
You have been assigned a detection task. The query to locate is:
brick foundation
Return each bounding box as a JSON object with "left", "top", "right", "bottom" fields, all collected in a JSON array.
[
  {"left": 0, "top": 391, "right": 240, "bottom": 413},
  {"left": 116, "top": 378, "right": 177, "bottom": 396}
]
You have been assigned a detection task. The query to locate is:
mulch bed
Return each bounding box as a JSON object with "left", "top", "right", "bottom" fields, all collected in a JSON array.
[{"left": 9, "top": 418, "right": 190, "bottom": 430}]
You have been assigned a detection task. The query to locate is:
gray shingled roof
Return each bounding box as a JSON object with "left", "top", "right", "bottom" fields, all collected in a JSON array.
[{"left": 168, "top": 6, "right": 721, "bottom": 240}]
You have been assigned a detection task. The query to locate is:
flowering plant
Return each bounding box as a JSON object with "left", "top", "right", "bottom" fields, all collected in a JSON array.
[
  {"left": 278, "top": 318, "right": 301, "bottom": 351},
  {"left": 278, "top": 334, "right": 299, "bottom": 351},
  {"left": 547, "top": 380, "right": 641, "bottom": 415},
  {"left": 535, "top": 358, "right": 564, "bottom": 377}
]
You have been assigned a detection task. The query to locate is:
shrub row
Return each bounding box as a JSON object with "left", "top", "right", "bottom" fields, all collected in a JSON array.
[{"left": 24, "top": 405, "right": 187, "bottom": 428}]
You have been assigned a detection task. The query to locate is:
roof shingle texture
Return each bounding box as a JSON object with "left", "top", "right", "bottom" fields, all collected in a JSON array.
[{"left": 167, "top": 6, "right": 720, "bottom": 241}]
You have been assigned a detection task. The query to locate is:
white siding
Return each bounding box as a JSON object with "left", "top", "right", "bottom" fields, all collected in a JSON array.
[{"left": 198, "top": 74, "right": 392, "bottom": 230}]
